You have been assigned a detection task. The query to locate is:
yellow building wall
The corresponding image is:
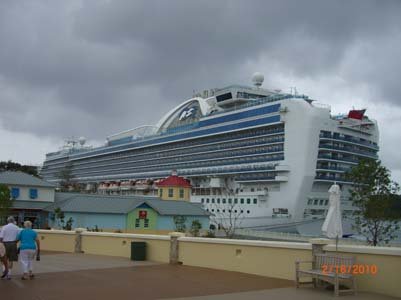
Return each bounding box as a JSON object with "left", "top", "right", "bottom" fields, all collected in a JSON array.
[
  {"left": 178, "top": 239, "right": 311, "bottom": 280},
  {"left": 37, "top": 230, "right": 76, "bottom": 253},
  {"left": 81, "top": 233, "right": 170, "bottom": 263},
  {"left": 159, "top": 186, "right": 190, "bottom": 201}
]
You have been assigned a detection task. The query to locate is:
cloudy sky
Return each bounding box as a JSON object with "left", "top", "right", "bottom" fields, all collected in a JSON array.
[{"left": 0, "top": 0, "right": 400, "bottom": 182}]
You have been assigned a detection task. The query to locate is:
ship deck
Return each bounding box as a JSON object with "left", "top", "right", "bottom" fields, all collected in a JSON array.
[{"left": 1, "top": 251, "right": 395, "bottom": 300}]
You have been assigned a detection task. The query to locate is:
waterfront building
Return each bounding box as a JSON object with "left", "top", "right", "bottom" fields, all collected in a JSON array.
[
  {"left": 49, "top": 193, "right": 209, "bottom": 232},
  {"left": 157, "top": 171, "right": 191, "bottom": 201},
  {"left": 0, "top": 171, "right": 55, "bottom": 227}
]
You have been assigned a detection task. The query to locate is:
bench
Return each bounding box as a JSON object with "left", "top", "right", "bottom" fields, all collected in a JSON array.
[{"left": 295, "top": 253, "right": 357, "bottom": 297}]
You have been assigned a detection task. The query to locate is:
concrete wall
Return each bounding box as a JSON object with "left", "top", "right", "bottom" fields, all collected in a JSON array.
[
  {"left": 81, "top": 232, "right": 170, "bottom": 263},
  {"left": 36, "top": 230, "right": 401, "bottom": 298},
  {"left": 37, "top": 230, "right": 76, "bottom": 252},
  {"left": 179, "top": 238, "right": 311, "bottom": 280},
  {"left": 324, "top": 244, "right": 401, "bottom": 298}
]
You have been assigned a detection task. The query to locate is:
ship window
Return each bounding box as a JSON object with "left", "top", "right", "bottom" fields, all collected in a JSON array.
[
  {"left": 228, "top": 198, "right": 232, "bottom": 204},
  {"left": 253, "top": 198, "right": 257, "bottom": 204},
  {"left": 241, "top": 210, "right": 244, "bottom": 213},
  {"left": 201, "top": 198, "right": 204, "bottom": 203},
  {"left": 240, "top": 198, "right": 244, "bottom": 204},
  {"left": 222, "top": 210, "right": 225, "bottom": 213},
  {"left": 217, "top": 198, "right": 220, "bottom": 204},
  {"left": 234, "top": 198, "right": 238, "bottom": 204},
  {"left": 211, "top": 209, "right": 215, "bottom": 212},
  {"left": 211, "top": 199, "right": 215, "bottom": 204},
  {"left": 308, "top": 199, "right": 313, "bottom": 205},
  {"left": 247, "top": 210, "right": 250, "bottom": 214},
  {"left": 222, "top": 199, "right": 226, "bottom": 204},
  {"left": 314, "top": 199, "right": 318, "bottom": 205},
  {"left": 319, "top": 199, "right": 324, "bottom": 205},
  {"left": 247, "top": 198, "right": 251, "bottom": 204},
  {"left": 206, "top": 198, "right": 209, "bottom": 203},
  {"left": 325, "top": 200, "right": 329, "bottom": 206},
  {"left": 216, "top": 92, "right": 233, "bottom": 102},
  {"left": 168, "top": 189, "right": 174, "bottom": 197}
]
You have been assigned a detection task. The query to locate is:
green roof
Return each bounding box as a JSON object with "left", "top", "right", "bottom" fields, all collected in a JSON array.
[
  {"left": 0, "top": 171, "right": 54, "bottom": 188},
  {"left": 50, "top": 193, "right": 209, "bottom": 216}
]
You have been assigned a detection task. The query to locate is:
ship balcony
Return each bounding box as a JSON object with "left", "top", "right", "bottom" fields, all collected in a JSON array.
[
  {"left": 315, "top": 165, "right": 351, "bottom": 173},
  {"left": 235, "top": 175, "right": 288, "bottom": 183},
  {"left": 274, "top": 165, "right": 290, "bottom": 172},
  {"left": 317, "top": 154, "right": 359, "bottom": 164},
  {"left": 237, "top": 190, "right": 268, "bottom": 196},
  {"left": 318, "top": 145, "right": 378, "bottom": 159},
  {"left": 319, "top": 135, "right": 379, "bottom": 150},
  {"left": 314, "top": 174, "right": 352, "bottom": 184}
]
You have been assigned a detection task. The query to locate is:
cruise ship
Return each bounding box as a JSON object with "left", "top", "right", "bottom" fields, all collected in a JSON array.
[{"left": 40, "top": 73, "right": 379, "bottom": 229}]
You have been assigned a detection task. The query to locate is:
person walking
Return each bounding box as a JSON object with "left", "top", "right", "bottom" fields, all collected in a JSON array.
[
  {"left": 0, "top": 216, "right": 20, "bottom": 279},
  {"left": 17, "top": 221, "right": 40, "bottom": 280},
  {"left": 0, "top": 242, "right": 9, "bottom": 278}
]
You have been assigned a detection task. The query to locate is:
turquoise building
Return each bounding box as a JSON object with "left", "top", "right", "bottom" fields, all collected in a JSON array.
[{"left": 49, "top": 193, "right": 210, "bottom": 231}]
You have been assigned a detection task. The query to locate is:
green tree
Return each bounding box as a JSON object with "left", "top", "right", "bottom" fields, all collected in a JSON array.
[
  {"left": 57, "top": 162, "right": 74, "bottom": 191},
  {"left": 0, "top": 160, "right": 39, "bottom": 177},
  {"left": 347, "top": 159, "right": 400, "bottom": 246},
  {"left": 0, "top": 184, "right": 13, "bottom": 224},
  {"left": 189, "top": 220, "right": 202, "bottom": 237},
  {"left": 64, "top": 217, "right": 74, "bottom": 231},
  {"left": 54, "top": 207, "right": 65, "bottom": 229}
]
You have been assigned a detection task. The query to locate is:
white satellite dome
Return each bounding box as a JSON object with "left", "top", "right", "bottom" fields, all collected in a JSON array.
[
  {"left": 252, "top": 72, "right": 264, "bottom": 87},
  {"left": 78, "top": 136, "right": 86, "bottom": 146}
]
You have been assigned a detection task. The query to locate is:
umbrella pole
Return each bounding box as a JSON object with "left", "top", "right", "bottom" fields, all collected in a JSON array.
[{"left": 335, "top": 235, "right": 339, "bottom": 252}]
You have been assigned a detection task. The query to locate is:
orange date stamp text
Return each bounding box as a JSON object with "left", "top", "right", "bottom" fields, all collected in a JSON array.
[{"left": 321, "top": 264, "right": 378, "bottom": 275}]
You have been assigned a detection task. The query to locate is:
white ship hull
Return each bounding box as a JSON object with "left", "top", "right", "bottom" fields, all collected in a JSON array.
[{"left": 40, "top": 81, "right": 379, "bottom": 230}]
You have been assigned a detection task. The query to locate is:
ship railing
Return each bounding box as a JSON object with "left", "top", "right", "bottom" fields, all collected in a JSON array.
[
  {"left": 318, "top": 144, "right": 378, "bottom": 158},
  {"left": 69, "top": 126, "right": 285, "bottom": 161},
  {"left": 320, "top": 135, "right": 379, "bottom": 149},
  {"left": 312, "top": 102, "right": 331, "bottom": 110},
  {"left": 317, "top": 154, "right": 359, "bottom": 163},
  {"left": 316, "top": 166, "right": 351, "bottom": 172},
  {"left": 209, "top": 94, "right": 308, "bottom": 117}
]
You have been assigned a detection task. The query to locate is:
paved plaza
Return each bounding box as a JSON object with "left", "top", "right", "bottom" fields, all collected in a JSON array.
[{"left": 0, "top": 252, "right": 398, "bottom": 300}]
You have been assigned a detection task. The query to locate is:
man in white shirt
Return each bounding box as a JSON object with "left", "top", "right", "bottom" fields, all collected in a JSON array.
[{"left": 0, "top": 216, "right": 21, "bottom": 279}]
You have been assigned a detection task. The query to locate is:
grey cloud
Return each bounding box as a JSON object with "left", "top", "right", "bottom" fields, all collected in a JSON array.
[{"left": 0, "top": 0, "right": 400, "bottom": 142}]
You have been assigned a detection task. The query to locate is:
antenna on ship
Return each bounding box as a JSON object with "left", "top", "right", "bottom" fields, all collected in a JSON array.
[{"left": 252, "top": 72, "right": 264, "bottom": 88}]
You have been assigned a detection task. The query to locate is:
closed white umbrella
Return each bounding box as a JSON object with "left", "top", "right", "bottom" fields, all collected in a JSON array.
[{"left": 322, "top": 183, "right": 343, "bottom": 251}]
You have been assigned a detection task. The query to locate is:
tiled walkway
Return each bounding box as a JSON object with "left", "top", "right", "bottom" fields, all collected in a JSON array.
[{"left": 0, "top": 252, "right": 397, "bottom": 300}]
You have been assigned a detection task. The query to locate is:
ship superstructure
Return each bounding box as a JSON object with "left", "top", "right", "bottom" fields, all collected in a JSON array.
[{"left": 40, "top": 74, "right": 379, "bottom": 228}]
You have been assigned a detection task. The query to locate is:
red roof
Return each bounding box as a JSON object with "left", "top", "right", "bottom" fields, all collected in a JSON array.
[{"left": 157, "top": 175, "right": 191, "bottom": 188}]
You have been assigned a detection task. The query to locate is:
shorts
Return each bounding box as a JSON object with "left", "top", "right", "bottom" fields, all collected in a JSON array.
[
  {"left": 0, "top": 243, "right": 5, "bottom": 258},
  {"left": 3, "top": 241, "right": 18, "bottom": 261}
]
